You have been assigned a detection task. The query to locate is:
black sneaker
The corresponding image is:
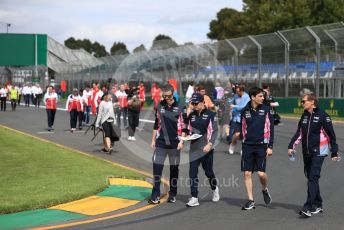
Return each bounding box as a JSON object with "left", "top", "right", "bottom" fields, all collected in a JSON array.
[
  {"left": 167, "top": 196, "right": 176, "bottom": 203},
  {"left": 148, "top": 197, "right": 160, "bottom": 204},
  {"left": 262, "top": 188, "right": 272, "bottom": 205},
  {"left": 299, "top": 208, "right": 312, "bottom": 218},
  {"left": 311, "top": 207, "right": 323, "bottom": 215},
  {"left": 242, "top": 200, "right": 255, "bottom": 210}
]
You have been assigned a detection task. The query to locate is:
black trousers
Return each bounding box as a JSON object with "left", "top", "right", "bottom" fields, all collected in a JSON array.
[
  {"left": 11, "top": 99, "right": 17, "bottom": 111},
  {"left": 303, "top": 155, "right": 325, "bottom": 210},
  {"left": 18, "top": 94, "right": 21, "bottom": 105},
  {"left": 35, "top": 94, "right": 42, "bottom": 107},
  {"left": 46, "top": 109, "right": 56, "bottom": 127},
  {"left": 0, "top": 97, "right": 6, "bottom": 111},
  {"left": 24, "top": 95, "right": 30, "bottom": 107},
  {"left": 151, "top": 147, "right": 180, "bottom": 199},
  {"left": 78, "top": 111, "right": 83, "bottom": 128},
  {"left": 70, "top": 109, "right": 78, "bottom": 129},
  {"left": 189, "top": 149, "right": 217, "bottom": 198},
  {"left": 128, "top": 109, "right": 140, "bottom": 136}
]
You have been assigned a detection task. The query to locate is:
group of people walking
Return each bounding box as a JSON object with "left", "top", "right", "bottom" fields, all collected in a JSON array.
[
  {"left": 4, "top": 78, "right": 339, "bottom": 218},
  {"left": 148, "top": 82, "right": 339, "bottom": 219}
]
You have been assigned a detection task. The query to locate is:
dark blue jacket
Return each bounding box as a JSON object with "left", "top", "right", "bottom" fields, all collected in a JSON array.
[
  {"left": 154, "top": 99, "right": 185, "bottom": 149},
  {"left": 241, "top": 102, "right": 274, "bottom": 148},
  {"left": 184, "top": 108, "right": 218, "bottom": 153},
  {"left": 288, "top": 107, "right": 338, "bottom": 157}
]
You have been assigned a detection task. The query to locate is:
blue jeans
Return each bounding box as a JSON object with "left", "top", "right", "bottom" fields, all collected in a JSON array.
[
  {"left": 116, "top": 107, "right": 128, "bottom": 127},
  {"left": 84, "top": 106, "right": 91, "bottom": 124}
]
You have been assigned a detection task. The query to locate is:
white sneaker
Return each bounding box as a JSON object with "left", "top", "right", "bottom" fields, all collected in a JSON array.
[
  {"left": 131, "top": 136, "right": 136, "bottom": 141},
  {"left": 128, "top": 136, "right": 132, "bottom": 141},
  {"left": 240, "top": 150, "right": 242, "bottom": 156},
  {"left": 228, "top": 144, "right": 235, "bottom": 154},
  {"left": 186, "top": 197, "right": 199, "bottom": 207},
  {"left": 212, "top": 186, "right": 220, "bottom": 202}
]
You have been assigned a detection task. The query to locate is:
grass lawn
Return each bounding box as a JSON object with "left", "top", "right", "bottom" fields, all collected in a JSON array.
[{"left": 0, "top": 127, "right": 144, "bottom": 214}]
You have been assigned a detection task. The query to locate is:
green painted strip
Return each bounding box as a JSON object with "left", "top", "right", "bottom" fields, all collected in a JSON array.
[
  {"left": 97, "top": 185, "right": 151, "bottom": 201},
  {"left": 0, "top": 209, "right": 87, "bottom": 230}
]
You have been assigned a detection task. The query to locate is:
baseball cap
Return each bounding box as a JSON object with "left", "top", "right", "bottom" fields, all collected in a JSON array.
[{"left": 191, "top": 93, "right": 204, "bottom": 103}]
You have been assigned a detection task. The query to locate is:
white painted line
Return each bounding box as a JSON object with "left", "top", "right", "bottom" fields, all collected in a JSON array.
[
  {"left": 64, "top": 130, "right": 85, "bottom": 133},
  {"left": 37, "top": 131, "right": 55, "bottom": 134}
]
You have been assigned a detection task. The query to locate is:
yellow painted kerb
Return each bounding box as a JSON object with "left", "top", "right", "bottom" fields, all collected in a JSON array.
[
  {"left": 109, "top": 178, "right": 153, "bottom": 188},
  {"left": 49, "top": 196, "right": 139, "bottom": 216}
]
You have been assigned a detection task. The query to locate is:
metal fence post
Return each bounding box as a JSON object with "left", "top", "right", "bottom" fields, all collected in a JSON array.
[
  {"left": 306, "top": 26, "right": 321, "bottom": 98},
  {"left": 276, "top": 31, "right": 290, "bottom": 97},
  {"left": 248, "top": 36, "right": 262, "bottom": 87},
  {"left": 225, "top": 39, "right": 239, "bottom": 82}
]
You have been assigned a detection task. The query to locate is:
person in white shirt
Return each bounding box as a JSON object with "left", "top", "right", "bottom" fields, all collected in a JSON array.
[
  {"left": 43, "top": 86, "right": 58, "bottom": 131},
  {"left": 31, "top": 84, "right": 37, "bottom": 106},
  {"left": 79, "top": 89, "right": 87, "bottom": 127},
  {"left": 0, "top": 84, "right": 8, "bottom": 111},
  {"left": 22, "top": 83, "right": 32, "bottom": 107},
  {"left": 18, "top": 85, "right": 23, "bottom": 106},
  {"left": 95, "top": 92, "right": 118, "bottom": 153},
  {"left": 185, "top": 81, "right": 194, "bottom": 104},
  {"left": 115, "top": 84, "right": 128, "bottom": 128},
  {"left": 35, "top": 84, "right": 43, "bottom": 108},
  {"left": 66, "top": 88, "right": 84, "bottom": 132},
  {"left": 83, "top": 85, "right": 93, "bottom": 125}
]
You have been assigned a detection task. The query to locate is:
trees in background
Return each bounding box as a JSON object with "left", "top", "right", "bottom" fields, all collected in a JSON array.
[
  {"left": 133, "top": 44, "right": 147, "bottom": 53},
  {"left": 64, "top": 37, "right": 108, "bottom": 57},
  {"left": 151, "top": 34, "right": 178, "bottom": 50},
  {"left": 110, "top": 42, "right": 129, "bottom": 55},
  {"left": 208, "top": 0, "right": 344, "bottom": 40}
]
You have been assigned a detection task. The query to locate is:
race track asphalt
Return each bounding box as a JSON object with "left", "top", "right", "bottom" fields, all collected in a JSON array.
[{"left": 1, "top": 105, "right": 343, "bottom": 230}]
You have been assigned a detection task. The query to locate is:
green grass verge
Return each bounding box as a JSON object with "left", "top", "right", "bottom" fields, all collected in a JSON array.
[{"left": 0, "top": 127, "right": 144, "bottom": 214}]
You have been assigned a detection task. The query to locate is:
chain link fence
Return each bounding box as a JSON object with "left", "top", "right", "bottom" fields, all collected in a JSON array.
[{"left": 2, "top": 22, "right": 344, "bottom": 98}]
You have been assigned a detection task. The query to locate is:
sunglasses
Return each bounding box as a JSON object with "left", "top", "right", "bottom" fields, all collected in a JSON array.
[
  {"left": 162, "top": 94, "right": 173, "bottom": 99},
  {"left": 301, "top": 100, "right": 308, "bottom": 104},
  {"left": 191, "top": 102, "right": 200, "bottom": 106}
]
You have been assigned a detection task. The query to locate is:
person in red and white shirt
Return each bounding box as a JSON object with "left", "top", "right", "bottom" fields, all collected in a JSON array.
[
  {"left": 83, "top": 85, "right": 93, "bottom": 125},
  {"left": 94, "top": 87, "right": 105, "bottom": 114},
  {"left": 43, "top": 86, "right": 58, "bottom": 131},
  {"left": 139, "top": 82, "right": 145, "bottom": 109},
  {"left": 151, "top": 83, "right": 161, "bottom": 111},
  {"left": 66, "top": 88, "right": 84, "bottom": 132},
  {"left": 115, "top": 84, "right": 128, "bottom": 128},
  {"left": 91, "top": 83, "right": 99, "bottom": 115}
]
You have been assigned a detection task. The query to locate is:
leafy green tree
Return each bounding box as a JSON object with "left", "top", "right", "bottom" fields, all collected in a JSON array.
[
  {"left": 91, "top": 42, "right": 108, "bottom": 57},
  {"left": 133, "top": 44, "right": 147, "bottom": 53},
  {"left": 207, "top": 8, "right": 246, "bottom": 40},
  {"left": 151, "top": 34, "right": 178, "bottom": 50},
  {"left": 64, "top": 37, "right": 93, "bottom": 53},
  {"left": 207, "top": 0, "right": 344, "bottom": 41},
  {"left": 110, "top": 42, "right": 129, "bottom": 55},
  {"left": 308, "top": 0, "right": 344, "bottom": 24}
]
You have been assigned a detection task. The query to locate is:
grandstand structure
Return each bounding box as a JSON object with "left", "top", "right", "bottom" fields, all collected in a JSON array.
[
  {"left": 0, "top": 33, "right": 101, "bottom": 86},
  {"left": 1, "top": 22, "right": 344, "bottom": 98}
]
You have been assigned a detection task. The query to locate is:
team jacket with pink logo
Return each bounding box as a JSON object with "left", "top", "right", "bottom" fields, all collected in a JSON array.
[
  {"left": 241, "top": 103, "right": 274, "bottom": 149},
  {"left": 288, "top": 107, "right": 338, "bottom": 157}
]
